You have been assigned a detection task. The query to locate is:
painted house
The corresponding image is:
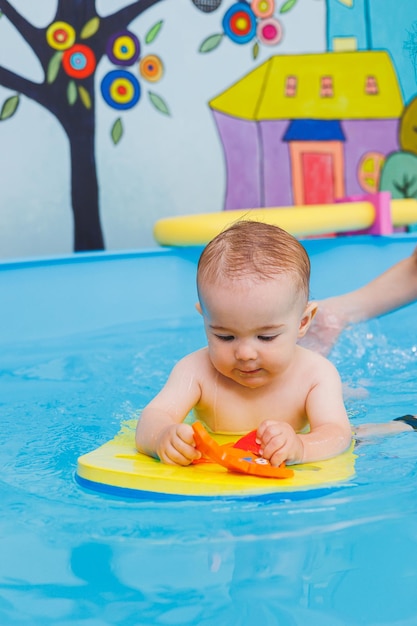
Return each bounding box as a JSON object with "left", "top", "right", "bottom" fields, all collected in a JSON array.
[{"left": 209, "top": 51, "right": 404, "bottom": 210}]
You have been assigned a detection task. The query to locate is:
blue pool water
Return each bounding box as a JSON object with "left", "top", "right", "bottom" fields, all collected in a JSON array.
[{"left": 2, "top": 236, "right": 417, "bottom": 625}]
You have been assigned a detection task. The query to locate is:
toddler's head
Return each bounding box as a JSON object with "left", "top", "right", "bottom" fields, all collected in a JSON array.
[{"left": 197, "top": 220, "right": 310, "bottom": 305}]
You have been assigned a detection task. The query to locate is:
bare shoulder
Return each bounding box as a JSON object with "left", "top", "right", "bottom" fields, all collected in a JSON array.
[
  {"left": 297, "top": 345, "right": 341, "bottom": 377},
  {"left": 172, "top": 348, "right": 212, "bottom": 376},
  {"left": 177, "top": 347, "right": 210, "bottom": 366}
]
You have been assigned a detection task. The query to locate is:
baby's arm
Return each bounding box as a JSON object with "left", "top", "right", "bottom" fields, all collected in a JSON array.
[
  {"left": 135, "top": 354, "right": 203, "bottom": 465},
  {"left": 259, "top": 359, "right": 352, "bottom": 465}
]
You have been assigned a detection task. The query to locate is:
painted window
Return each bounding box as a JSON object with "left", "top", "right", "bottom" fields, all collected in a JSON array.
[
  {"left": 285, "top": 75, "right": 297, "bottom": 97},
  {"left": 357, "top": 152, "right": 385, "bottom": 192},
  {"left": 320, "top": 76, "right": 333, "bottom": 98},
  {"left": 365, "top": 75, "right": 379, "bottom": 95}
]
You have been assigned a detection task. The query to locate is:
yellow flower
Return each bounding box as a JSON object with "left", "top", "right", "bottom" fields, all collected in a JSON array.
[{"left": 46, "top": 21, "right": 76, "bottom": 51}]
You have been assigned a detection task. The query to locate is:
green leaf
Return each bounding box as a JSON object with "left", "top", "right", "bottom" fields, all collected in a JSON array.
[
  {"left": 252, "top": 41, "right": 260, "bottom": 60},
  {"left": 0, "top": 94, "right": 19, "bottom": 121},
  {"left": 47, "top": 51, "right": 63, "bottom": 84},
  {"left": 148, "top": 92, "right": 170, "bottom": 116},
  {"left": 145, "top": 20, "right": 163, "bottom": 44},
  {"left": 280, "top": 0, "right": 298, "bottom": 12},
  {"left": 199, "top": 33, "right": 223, "bottom": 53},
  {"left": 67, "top": 80, "right": 77, "bottom": 105},
  {"left": 78, "top": 85, "right": 92, "bottom": 109},
  {"left": 80, "top": 16, "right": 100, "bottom": 39},
  {"left": 111, "top": 118, "right": 123, "bottom": 145}
]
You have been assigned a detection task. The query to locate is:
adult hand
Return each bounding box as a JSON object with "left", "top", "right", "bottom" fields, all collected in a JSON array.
[{"left": 299, "top": 298, "right": 349, "bottom": 356}]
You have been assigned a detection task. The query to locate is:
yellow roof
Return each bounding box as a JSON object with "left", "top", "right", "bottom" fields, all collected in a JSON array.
[{"left": 209, "top": 51, "right": 403, "bottom": 120}]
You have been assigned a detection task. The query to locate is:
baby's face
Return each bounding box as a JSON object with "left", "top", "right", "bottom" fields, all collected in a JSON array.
[{"left": 198, "top": 274, "right": 309, "bottom": 389}]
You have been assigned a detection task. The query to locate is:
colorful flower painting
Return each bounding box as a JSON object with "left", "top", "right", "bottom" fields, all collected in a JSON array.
[
  {"left": 44, "top": 18, "right": 168, "bottom": 144},
  {"left": 200, "top": 0, "right": 285, "bottom": 58}
]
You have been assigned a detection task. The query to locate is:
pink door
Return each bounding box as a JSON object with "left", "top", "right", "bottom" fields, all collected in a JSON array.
[{"left": 302, "top": 152, "right": 335, "bottom": 204}]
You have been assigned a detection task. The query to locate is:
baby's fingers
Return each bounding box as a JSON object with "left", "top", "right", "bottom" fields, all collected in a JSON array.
[
  {"left": 260, "top": 432, "right": 287, "bottom": 462},
  {"left": 256, "top": 419, "right": 275, "bottom": 441},
  {"left": 160, "top": 439, "right": 201, "bottom": 466},
  {"left": 158, "top": 424, "right": 201, "bottom": 465},
  {"left": 257, "top": 421, "right": 284, "bottom": 451},
  {"left": 268, "top": 446, "right": 291, "bottom": 467},
  {"left": 257, "top": 421, "right": 301, "bottom": 465}
]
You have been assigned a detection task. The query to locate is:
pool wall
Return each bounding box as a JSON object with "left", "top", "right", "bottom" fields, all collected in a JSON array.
[{"left": 2, "top": 234, "right": 417, "bottom": 344}]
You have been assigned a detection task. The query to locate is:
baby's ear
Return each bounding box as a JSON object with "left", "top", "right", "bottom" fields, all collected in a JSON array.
[
  {"left": 298, "top": 301, "right": 318, "bottom": 337},
  {"left": 195, "top": 302, "right": 203, "bottom": 315}
]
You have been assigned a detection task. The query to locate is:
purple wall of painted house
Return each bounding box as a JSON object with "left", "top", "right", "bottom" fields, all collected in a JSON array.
[
  {"left": 341, "top": 119, "right": 399, "bottom": 196},
  {"left": 213, "top": 111, "right": 262, "bottom": 210},
  {"left": 213, "top": 111, "right": 400, "bottom": 210},
  {"left": 260, "top": 120, "right": 294, "bottom": 207}
]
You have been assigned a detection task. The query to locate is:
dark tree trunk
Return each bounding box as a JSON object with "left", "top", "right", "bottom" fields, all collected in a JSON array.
[
  {"left": 69, "top": 119, "right": 104, "bottom": 252},
  {"left": 0, "top": 0, "right": 168, "bottom": 252}
]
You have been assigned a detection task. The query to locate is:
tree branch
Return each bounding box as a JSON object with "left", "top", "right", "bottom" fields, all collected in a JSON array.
[
  {"left": 0, "top": 65, "right": 43, "bottom": 104},
  {"left": 56, "top": 0, "right": 95, "bottom": 13},
  {"left": 99, "top": 0, "right": 166, "bottom": 33},
  {"left": 0, "top": 0, "right": 43, "bottom": 53}
]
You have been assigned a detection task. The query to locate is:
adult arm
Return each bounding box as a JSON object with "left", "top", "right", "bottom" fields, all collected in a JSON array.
[{"left": 302, "top": 247, "right": 417, "bottom": 355}]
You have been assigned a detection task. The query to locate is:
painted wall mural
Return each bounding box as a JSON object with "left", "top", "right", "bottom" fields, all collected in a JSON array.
[
  {"left": 0, "top": 0, "right": 416, "bottom": 258},
  {"left": 320, "top": 0, "right": 417, "bottom": 203},
  {"left": 200, "top": 0, "right": 417, "bottom": 209},
  {"left": 0, "top": 0, "right": 303, "bottom": 255},
  {"left": 208, "top": 50, "right": 404, "bottom": 208}
]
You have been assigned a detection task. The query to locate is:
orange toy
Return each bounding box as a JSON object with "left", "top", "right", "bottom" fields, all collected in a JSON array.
[{"left": 192, "top": 422, "right": 294, "bottom": 479}]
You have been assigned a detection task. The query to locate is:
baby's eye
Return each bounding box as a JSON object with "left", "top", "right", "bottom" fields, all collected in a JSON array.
[
  {"left": 258, "top": 335, "right": 277, "bottom": 342},
  {"left": 215, "top": 334, "right": 234, "bottom": 342}
]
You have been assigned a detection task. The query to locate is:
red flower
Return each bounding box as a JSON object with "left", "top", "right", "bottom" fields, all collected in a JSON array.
[{"left": 62, "top": 44, "right": 96, "bottom": 79}]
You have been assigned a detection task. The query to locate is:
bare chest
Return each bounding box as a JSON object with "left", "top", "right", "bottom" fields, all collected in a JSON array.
[{"left": 194, "top": 375, "right": 309, "bottom": 434}]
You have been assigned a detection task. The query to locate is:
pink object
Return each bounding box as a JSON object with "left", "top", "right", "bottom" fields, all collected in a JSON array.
[{"left": 337, "top": 191, "right": 393, "bottom": 235}]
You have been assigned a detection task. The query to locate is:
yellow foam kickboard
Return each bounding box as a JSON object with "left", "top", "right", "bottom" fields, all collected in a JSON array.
[{"left": 76, "top": 420, "right": 356, "bottom": 499}]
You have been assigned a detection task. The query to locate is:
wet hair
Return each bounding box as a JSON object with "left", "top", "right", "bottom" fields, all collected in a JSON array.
[{"left": 197, "top": 220, "right": 310, "bottom": 301}]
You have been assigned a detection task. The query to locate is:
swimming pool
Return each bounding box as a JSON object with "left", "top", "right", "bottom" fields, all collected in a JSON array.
[{"left": 2, "top": 235, "right": 417, "bottom": 625}]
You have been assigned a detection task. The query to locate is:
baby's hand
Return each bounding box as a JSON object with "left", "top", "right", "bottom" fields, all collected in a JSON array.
[
  {"left": 257, "top": 420, "right": 304, "bottom": 466},
  {"left": 156, "top": 423, "right": 201, "bottom": 466}
]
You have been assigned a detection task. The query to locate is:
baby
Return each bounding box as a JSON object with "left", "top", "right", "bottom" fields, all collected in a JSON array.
[{"left": 136, "top": 220, "right": 352, "bottom": 466}]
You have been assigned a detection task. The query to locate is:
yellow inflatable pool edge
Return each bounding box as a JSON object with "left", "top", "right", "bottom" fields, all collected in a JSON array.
[
  {"left": 76, "top": 420, "right": 357, "bottom": 500},
  {"left": 153, "top": 199, "right": 417, "bottom": 247}
]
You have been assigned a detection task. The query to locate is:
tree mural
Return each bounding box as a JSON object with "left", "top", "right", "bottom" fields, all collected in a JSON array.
[{"left": 0, "top": 0, "right": 223, "bottom": 252}]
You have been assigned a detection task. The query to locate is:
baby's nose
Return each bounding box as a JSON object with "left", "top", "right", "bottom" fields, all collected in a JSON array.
[{"left": 235, "top": 340, "right": 257, "bottom": 361}]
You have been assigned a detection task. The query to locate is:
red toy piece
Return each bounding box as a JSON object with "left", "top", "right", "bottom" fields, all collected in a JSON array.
[
  {"left": 192, "top": 422, "right": 294, "bottom": 479},
  {"left": 232, "top": 429, "right": 261, "bottom": 454}
]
